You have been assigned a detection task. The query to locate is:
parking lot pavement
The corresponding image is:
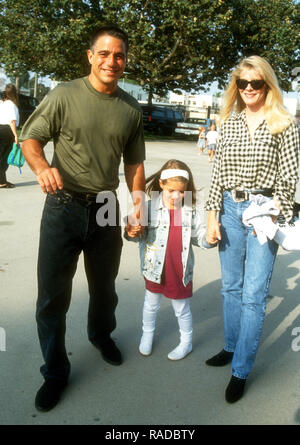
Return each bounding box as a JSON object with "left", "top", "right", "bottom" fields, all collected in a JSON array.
[{"left": 0, "top": 140, "right": 300, "bottom": 425}]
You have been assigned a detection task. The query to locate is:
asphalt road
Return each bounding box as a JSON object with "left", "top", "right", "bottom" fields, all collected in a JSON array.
[{"left": 0, "top": 139, "right": 300, "bottom": 425}]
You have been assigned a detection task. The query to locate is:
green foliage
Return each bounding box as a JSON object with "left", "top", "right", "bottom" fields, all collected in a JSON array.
[
  {"left": 0, "top": 0, "right": 299, "bottom": 101},
  {"left": 0, "top": 0, "right": 99, "bottom": 79}
]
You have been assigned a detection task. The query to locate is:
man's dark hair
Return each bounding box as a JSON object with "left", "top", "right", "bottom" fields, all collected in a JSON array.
[{"left": 89, "top": 25, "right": 129, "bottom": 55}]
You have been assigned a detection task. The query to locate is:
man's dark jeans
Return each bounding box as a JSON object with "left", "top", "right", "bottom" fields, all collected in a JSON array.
[{"left": 36, "top": 191, "right": 122, "bottom": 382}]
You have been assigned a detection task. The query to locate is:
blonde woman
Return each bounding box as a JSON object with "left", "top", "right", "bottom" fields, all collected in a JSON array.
[{"left": 205, "top": 56, "right": 299, "bottom": 403}]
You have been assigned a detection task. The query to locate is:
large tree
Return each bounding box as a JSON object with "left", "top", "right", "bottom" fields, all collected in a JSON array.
[
  {"left": 0, "top": 0, "right": 299, "bottom": 102},
  {"left": 0, "top": 0, "right": 98, "bottom": 79},
  {"left": 222, "top": 0, "right": 300, "bottom": 92}
]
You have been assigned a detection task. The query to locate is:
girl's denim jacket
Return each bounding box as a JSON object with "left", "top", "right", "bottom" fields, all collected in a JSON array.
[{"left": 125, "top": 195, "right": 213, "bottom": 286}]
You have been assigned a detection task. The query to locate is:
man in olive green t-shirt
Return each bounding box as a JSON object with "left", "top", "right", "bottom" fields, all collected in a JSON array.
[{"left": 21, "top": 25, "right": 146, "bottom": 412}]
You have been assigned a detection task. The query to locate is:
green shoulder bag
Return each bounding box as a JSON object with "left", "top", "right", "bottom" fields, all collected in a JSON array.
[{"left": 7, "top": 143, "right": 25, "bottom": 173}]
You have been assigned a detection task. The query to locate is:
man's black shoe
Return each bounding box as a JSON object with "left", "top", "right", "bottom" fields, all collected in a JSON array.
[
  {"left": 35, "top": 379, "right": 68, "bottom": 412},
  {"left": 93, "top": 338, "right": 123, "bottom": 366}
]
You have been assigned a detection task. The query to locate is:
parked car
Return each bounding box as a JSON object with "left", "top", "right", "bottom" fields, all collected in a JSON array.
[
  {"left": 140, "top": 104, "right": 184, "bottom": 136},
  {"left": 175, "top": 117, "right": 216, "bottom": 140},
  {"left": 18, "top": 94, "right": 39, "bottom": 126},
  {"left": 1, "top": 92, "right": 39, "bottom": 126}
]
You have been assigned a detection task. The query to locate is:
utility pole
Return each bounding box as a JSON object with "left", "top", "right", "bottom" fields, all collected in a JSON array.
[
  {"left": 15, "top": 76, "right": 20, "bottom": 93},
  {"left": 34, "top": 73, "right": 38, "bottom": 98}
]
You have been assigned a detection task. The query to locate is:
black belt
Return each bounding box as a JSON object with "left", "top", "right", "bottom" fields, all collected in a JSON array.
[
  {"left": 63, "top": 188, "right": 116, "bottom": 203},
  {"left": 63, "top": 188, "right": 98, "bottom": 202},
  {"left": 228, "top": 188, "right": 274, "bottom": 202}
]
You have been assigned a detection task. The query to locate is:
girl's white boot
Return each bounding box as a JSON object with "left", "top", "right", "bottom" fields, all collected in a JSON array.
[
  {"left": 139, "top": 291, "right": 160, "bottom": 356},
  {"left": 168, "top": 307, "right": 193, "bottom": 360},
  {"left": 167, "top": 331, "right": 193, "bottom": 360},
  {"left": 139, "top": 332, "right": 154, "bottom": 356}
]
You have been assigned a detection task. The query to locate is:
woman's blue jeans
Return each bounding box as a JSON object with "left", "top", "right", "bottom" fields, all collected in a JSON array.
[
  {"left": 36, "top": 191, "right": 122, "bottom": 383},
  {"left": 219, "top": 191, "right": 278, "bottom": 379}
]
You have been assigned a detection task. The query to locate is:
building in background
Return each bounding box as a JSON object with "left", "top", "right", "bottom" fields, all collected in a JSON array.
[
  {"left": 118, "top": 78, "right": 148, "bottom": 102},
  {"left": 169, "top": 91, "right": 221, "bottom": 125}
]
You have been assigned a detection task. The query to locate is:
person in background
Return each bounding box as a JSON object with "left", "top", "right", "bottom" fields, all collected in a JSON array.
[
  {"left": 197, "top": 126, "right": 206, "bottom": 154},
  {"left": 0, "top": 83, "right": 19, "bottom": 188},
  {"left": 205, "top": 55, "right": 299, "bottom": 403},
  {"left": 206, "top": 123, "right": 218, "bottom": 163}
]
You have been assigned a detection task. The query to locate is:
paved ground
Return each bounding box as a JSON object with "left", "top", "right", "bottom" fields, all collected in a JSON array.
[{"left": 0, "top": 139, "right": 300, "bottom": 425}]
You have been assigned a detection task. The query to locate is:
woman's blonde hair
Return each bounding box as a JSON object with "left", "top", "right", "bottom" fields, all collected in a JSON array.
[
  {"left": 146, "top": 159, "right": 197, "bottom": 204},
  {"left": 220, "top": 55, "right": 294, "bottom": 134}
]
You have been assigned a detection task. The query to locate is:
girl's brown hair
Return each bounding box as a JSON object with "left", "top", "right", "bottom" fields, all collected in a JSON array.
[{"left": 146, "top": 159, "right": 197, "bottom": 205}]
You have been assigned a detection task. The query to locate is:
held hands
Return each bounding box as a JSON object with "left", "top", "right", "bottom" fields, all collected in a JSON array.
[
  {"left": 126, "top": 209, "right": 145, "bottom": 238},
  {"left": 206, "top": 211, "right": 221, "bottom": 245},
  {"left": 37, "top": 167, "right": 63, "bottom": 194},
  {"left": 126, "top": 222, "right": 143, "bottom": 238}
]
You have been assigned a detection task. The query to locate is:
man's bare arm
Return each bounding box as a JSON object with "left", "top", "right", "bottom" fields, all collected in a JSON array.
[
  {"left": 124, "top": 162, "right": 145, "bottom": 194},
  {"left": 21, "top": 139, "right": 63, "bottom": 194}
]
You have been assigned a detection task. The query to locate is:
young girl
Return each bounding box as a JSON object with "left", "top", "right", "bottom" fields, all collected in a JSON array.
[{"left": 125, "top": 159, "right": 214, "bottom": 360}]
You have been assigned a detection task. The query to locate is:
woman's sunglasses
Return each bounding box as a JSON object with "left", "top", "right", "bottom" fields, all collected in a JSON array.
[{"left": 236, "top": 79, "right": 265, "bottom": 90}]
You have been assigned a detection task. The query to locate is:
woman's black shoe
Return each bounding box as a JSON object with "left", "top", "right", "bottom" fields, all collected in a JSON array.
[
  {"left": 225, "top": 376, "right": 246, "bottom": 403},
  {"left": 35, "top": 379, "right": 68, "bottom": 412},
  {"left": 205, "top": 349, "right": 234, "bottom": 366}
]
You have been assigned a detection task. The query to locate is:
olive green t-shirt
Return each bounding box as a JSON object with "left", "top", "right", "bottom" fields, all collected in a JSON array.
[{"left": 21, "top": 77, "right": 145, "bottom": 193}]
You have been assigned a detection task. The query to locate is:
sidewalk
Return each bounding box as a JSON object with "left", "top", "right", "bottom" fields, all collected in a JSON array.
[{"left": 0, "top": 140, "right": 299, "bottom": 425}]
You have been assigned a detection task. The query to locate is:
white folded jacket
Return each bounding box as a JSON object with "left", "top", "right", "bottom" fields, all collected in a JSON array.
[
  {"left": 242, "top": 194, "right": 300, "bottom": 250},
  {"left": 242, "top": 195, "right": 279, "bottom": 245},
  {"left": 274, "top": 218, "right": 300, "bottom": 250}
]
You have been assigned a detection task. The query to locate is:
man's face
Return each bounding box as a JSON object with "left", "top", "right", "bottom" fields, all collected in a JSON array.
[{"left": 87, "top": 34, "right": 127, "bottom": 93}]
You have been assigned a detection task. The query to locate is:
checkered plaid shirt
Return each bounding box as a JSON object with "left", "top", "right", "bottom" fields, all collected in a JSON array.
[{"left": 205, "top": 111, "right": 300, "bottom": 221}]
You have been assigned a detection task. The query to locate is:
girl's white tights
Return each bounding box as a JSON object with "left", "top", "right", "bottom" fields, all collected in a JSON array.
[{"left": 139, "top": 290, "right": 193, "bottom": 360}]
